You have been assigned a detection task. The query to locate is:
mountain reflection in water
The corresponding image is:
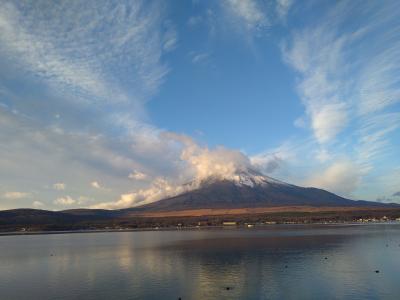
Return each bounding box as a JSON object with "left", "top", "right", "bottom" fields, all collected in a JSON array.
[{"left": 1, "top": 224, "right": 400, "bottom": 299}]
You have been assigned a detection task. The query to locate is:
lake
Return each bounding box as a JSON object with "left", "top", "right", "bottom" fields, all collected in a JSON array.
[{"left": 1, "top": 224, "right": 400, "bottom": 299}]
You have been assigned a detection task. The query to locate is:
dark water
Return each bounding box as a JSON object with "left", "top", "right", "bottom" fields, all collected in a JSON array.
[{"left": 1, "top": 224, "right": 400, "bottom": 300}]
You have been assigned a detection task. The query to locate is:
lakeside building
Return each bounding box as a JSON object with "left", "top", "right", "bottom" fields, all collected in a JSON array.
[{"left": 222, "top": 221, "right": 237, "bottom": 226}]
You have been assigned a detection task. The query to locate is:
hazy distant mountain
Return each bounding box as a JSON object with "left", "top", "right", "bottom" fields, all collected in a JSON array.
[{"left": 128, "top": 169, "right": 386, "bottom": 212}]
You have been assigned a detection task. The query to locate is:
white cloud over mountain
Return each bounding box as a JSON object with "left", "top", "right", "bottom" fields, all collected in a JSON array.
[{"left": 92, "top": 133, "right": 256, "bottom": 209}]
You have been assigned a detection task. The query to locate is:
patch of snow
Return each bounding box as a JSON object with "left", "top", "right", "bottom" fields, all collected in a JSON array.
[{"left": 195, "top": 168, "right": 288, "bottom": 188}]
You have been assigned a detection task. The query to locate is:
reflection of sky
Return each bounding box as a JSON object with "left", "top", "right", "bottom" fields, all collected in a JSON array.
[{"left": 1, "top": 225, "right": 400, "bottom": 299}]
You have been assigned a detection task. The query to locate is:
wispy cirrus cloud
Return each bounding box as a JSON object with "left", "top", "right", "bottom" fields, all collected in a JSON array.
[
  {"left": 283, "top": 1, "right": 400, "bottom": 143},
  {"left": 220, "top": 0, "right": 268, "bottom": 32},
  {"left": 279, "top": 1, "right": 400, "bottom": 196},
  {"left": 282, "top": 25, "right": 351, "bottom": 144},
  {"left": 0, "top": 0, "right": 168, "bottom": 105},
  {"left": 191, "top": 52, "right": 211, "bottom": 64},
  {"left": 275, "top": 0, "right": 293, "bottom": 21},
  {"left": 355, "top": 112, "right": 400, "bottom": 172},
  {"left": 162, "top": 21, "right": 178, "bottom": 52}
]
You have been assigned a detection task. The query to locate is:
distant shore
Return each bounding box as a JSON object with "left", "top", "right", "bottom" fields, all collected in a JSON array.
[
  {"left": 1, "top": 206, "right": 400, "bottom": 235},
  {"left": 1, "top": 221, "right": 400, "bottom": 237}
]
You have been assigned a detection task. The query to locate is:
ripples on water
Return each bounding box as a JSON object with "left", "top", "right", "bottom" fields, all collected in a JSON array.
[{"left": 1, "top": 224, "right": 400, "bottom": 299}]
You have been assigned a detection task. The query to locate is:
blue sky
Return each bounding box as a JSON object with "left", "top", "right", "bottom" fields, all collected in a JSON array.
[{"left": 0, "top": 0, "right": 400, "bottom": 210}]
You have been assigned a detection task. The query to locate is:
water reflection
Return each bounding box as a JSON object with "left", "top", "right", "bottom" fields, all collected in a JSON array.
[
  {"left": 1, "top": 225, "right": 400, "bottom": 299},
  {"left": 152, "top": 234, "right": 352, "bottom": 299}
]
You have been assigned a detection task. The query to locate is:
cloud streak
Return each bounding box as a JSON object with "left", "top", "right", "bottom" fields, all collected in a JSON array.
[
  {"left": 3, "top": 192, "right": 30, "bottom": 200},
  {"left": 221, "top": 0, "right": 268, "bottom": 32},
  {"left": 275, "top": 0, "right": 292, "bottom": 21},
  {"left": 0, "top": 0, "right": 168, "bottom": 105}
]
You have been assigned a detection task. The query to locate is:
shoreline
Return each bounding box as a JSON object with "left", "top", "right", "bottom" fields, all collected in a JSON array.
[{"left": 1, "top": 221, "right": 399, "bottom": 237}]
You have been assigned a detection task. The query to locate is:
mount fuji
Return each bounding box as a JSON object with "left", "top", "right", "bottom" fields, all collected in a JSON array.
[
  {"left": 127, "top": 169, "right": 385, "bottom": 213},
  {"left": 1, "top": 168, "right": 398, "bottom": 231}
]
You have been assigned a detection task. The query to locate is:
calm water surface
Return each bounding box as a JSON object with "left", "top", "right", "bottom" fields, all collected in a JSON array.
[{"left": 1, "top": 224, "right": 400, "bottom": 299}]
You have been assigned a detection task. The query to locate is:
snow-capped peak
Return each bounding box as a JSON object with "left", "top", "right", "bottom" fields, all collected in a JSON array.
[
  {"left": 230, "top": 169, "right": 287, "bottom": 187},
  {"left": 196, "top": 168, "right": 288, "bottom": 188}
]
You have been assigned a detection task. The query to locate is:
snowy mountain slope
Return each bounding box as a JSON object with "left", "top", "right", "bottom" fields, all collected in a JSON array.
[{"left": 127, "top": 169, "right": 386, "bottom": 212}]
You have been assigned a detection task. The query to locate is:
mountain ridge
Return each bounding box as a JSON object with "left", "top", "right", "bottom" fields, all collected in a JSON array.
[{"left": 126, "top": 169, "right": 391, "bottom": 213}]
